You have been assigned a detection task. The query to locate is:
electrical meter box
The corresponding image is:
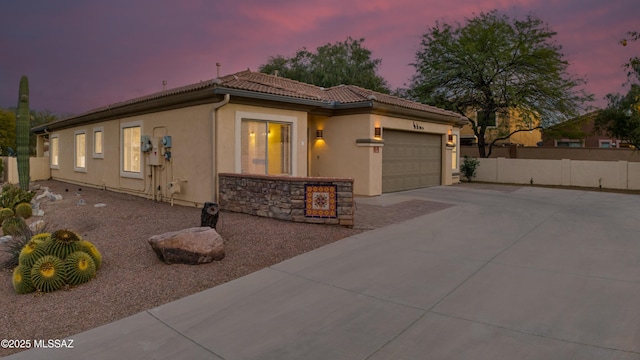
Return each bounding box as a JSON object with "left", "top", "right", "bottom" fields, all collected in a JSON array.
[
  {"left": 162, "top": 136, "right": 172, "bottom": 148},
  {"left": 148, "top": 137, "right": 163, "bottom": 165},
  {"left": 141, "top": 135, "right": 152, "bottom": 152}
]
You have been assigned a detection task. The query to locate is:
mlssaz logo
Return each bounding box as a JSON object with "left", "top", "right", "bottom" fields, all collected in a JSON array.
[{"left": 413, "top": 122, "right": 424, "bottom": 130}]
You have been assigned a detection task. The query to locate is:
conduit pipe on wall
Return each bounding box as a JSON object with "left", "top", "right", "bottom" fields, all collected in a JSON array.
[{"left": 211, "top": 93, "right": 230, "bottom": 202}]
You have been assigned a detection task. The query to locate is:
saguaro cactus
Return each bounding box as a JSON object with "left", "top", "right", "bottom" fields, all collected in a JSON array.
[{"left": 16, "top": 76, "right": 30, "bottom": 191}]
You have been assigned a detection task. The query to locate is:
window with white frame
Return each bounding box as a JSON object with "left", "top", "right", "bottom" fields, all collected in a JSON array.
[
  {"left": 74, "top": 130, "right": 86, "bottom": 172},
  {"left": 50, "top": 135, "right": 59, "bottom": 168},
  {"left": 120, "top": 122, "right": 142, "bottom": 178},
  {"left": 556, "top": 139, "right": 582, "bottom": 147},
  {"left": 241, "top": 120, "right": 291, "bottom": 175},
  {"left": 599, "top": 140, "right": 612, "bottom": 148},
  {"left": 93, "top": 127, "right": 104, "bottom": 158}
]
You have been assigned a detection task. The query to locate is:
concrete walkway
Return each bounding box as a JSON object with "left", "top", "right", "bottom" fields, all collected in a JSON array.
[{"left": 6, "top": 185, "right": 640, "bottom": 359}]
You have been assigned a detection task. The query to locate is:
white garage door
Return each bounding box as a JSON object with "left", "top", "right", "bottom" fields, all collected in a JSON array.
[{"left": 382, "top": 130, "right": 442, "bottom": 193}]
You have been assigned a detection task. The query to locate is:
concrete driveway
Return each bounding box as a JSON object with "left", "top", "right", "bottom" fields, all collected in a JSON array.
[{"left": 6, "top": 185, "right": 640, "bottom": 359}]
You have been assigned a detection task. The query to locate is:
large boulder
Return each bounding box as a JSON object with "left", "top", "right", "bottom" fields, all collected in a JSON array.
[{"left": 148, "top": 227, "right": 225, "bottom": 265}]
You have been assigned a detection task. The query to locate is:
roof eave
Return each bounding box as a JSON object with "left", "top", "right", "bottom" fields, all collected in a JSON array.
[
  {"left": 33, "top": 87, "right": 218, "bottom": 133},
  {"left": 369, "top": 102, "right": 465, "bottom": 125}
]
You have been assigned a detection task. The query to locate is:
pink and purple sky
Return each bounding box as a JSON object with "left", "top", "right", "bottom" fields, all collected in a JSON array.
[{"left": 1, "top": 0, "right": 637, "bottom": 115}]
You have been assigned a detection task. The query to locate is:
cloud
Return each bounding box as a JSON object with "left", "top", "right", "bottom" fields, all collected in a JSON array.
[{"left": 0, "top": 0, "right": 637, "bottom": 113}]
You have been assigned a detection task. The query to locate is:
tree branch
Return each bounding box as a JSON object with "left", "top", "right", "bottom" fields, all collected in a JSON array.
[{"left": 486, "top": 125, "right": 542, "bottom": 157}]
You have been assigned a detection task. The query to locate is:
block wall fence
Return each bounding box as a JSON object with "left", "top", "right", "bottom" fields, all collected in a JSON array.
[{"left": 473, "top": 157, "right": 640, "bottom": 190}]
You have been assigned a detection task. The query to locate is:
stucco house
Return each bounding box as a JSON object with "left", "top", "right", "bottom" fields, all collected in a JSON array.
[
  {"left": 459, "top": 108, "right": 542, "bottom": 147},
  {"left": 32, "top": 70, "right": 467, "bottom": 208},
  {"left": 541, "top": 110, "right": 629, "bottom": 148}
]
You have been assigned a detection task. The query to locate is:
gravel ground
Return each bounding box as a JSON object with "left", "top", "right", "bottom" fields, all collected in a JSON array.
[{"left": 0, "top": 180, "right": 363, "bottom": 357}]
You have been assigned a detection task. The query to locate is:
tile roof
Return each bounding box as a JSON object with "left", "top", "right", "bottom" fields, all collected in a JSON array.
[
  {"left": 222, "top": 71, "right": 459, "bottom": 116},
  {"left": 217, "top": 71, "right": 327, "bottom": 101},
  {"left": 38, "top": 70, "right": 463, "bottom": 130}
]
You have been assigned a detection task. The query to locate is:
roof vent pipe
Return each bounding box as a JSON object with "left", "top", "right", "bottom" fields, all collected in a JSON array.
[
  {"left": 274, "top": 70, "right": 279, "bottom": 77},
  {"left": 216, "top": 62, "right": 221, "bottom": 78}
]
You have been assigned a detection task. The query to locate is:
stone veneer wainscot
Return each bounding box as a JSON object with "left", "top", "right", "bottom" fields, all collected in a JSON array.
[{"left": 218, "top": 173, "right": 354, "bottom": 226}]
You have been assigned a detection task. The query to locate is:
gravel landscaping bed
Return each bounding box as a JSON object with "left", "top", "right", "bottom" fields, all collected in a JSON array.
[{"left": 0, "top": 180, "right": 363, "bottom": 357}]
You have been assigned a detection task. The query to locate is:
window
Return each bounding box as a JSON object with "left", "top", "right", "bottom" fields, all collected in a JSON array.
[
  {"left": 121, "top": 122, "right": 142, "bottom": 178},
  {"left": 241, "top": 120, "right": 291, "bottom": 175},
  {"left": 556, "top": 139, "right": 583, "bottom": 148},
  {"left": 599, "top": 140, "right": 612, "bottom": 148},
  {"left": 74, "top": 130, "right": 86, "bottom": 172},
  {"left": 93, "top": 127, "right": 104, "bottom": 158},
  {"left": 50, "top": 135, "right": 59, "bottom": 168},
  {"left": 476, "top": 110, "right": 497, "bottom": 127}
]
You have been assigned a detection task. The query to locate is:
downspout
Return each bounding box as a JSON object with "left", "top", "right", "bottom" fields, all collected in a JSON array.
[{"left": 211, "top": 93, "right": 230, "bottom": 203}]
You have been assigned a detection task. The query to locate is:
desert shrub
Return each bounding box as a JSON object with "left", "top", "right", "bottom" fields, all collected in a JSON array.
[
  {"left": 461, "top": 155, "right": 481, "bottom": 183},
  {"left": 0, "top": 183, "right": 35, "bottom": 211},
  {"left": 1, "top": 224, "right": 50, "bottom": 269}
]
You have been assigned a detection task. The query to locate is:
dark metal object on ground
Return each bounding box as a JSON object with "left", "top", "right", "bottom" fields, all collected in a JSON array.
[{"left": 200, "top": 202, "right": 219, "bottom": 229}]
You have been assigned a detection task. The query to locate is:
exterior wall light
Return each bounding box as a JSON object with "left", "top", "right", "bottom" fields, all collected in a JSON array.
[
  {"left": 374, "top": 126, "right": 381, "bottom": 138},
  {"left": 316, "top": 129, "right": 323, "bottom": 139}
]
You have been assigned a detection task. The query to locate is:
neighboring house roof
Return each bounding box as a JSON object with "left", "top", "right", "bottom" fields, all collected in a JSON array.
[{"left": 33, "top": 70, "right": 466, "bottom": 132}]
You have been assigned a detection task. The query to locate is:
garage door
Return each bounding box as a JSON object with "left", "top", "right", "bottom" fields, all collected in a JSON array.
[{"left": 382, "top": 130, "right": 442, "bottom": 193}]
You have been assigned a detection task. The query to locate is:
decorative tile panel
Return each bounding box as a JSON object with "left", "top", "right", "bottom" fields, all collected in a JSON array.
[{"left": 305, "top": 184, "right": 337, "bottom": 218}]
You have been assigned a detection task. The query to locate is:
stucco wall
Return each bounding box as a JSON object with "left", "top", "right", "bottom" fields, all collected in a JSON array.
[
  {"left": 39, "top": 102, "right": 311, "bottom": 207},
  {"left": 218, "top": 173, "right": 354, "bottom": 226},
  {"left": 3, "top": 156, "right": 50, "bottom": 184},
  {"left": 309, "top": 113, "right": 374, "bottom": 195},
  {"left": 474, "top": 157, "right": 640, "bottom": 190},
  {"left": 47, "top": 104, "right": 216, "bottom": 206},
  {"left": 309, "top": 113, "right": 454, "bottom": 196},
  {"left": 215, "top": 103, "right": 308, "bottom": 177}
]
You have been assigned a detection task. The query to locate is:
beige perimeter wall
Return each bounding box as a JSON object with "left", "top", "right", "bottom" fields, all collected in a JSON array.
[
  {"left": 3, "top": 156, "right": 51, "bottom": 184},
  {"left": 475, "top": 157, "right": 640, "bottom": 190}
]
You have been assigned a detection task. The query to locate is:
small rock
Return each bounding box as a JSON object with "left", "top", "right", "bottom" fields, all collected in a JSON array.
[
  {"left": 0, "top": 235, "right": 12, "bottom": 244},
  {"left": 36, "top": 190, "right": 51, "bottom": 200},
  {"left": 32, "top": 209, "right": 44, "bottom": 217},
  {"left": 94, "top": 203, "right": 107, "bottom": 207},
  {"left": 148, "top": 227, "right": 225, "bottom": 265},
  {"left": 29, "top": 220, "right": 45, "bottom": 233},
  {"left": 76, "top": 199, "right": 86, "bottom": 206}
]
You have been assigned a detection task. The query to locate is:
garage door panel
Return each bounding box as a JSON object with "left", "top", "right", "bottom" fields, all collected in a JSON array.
[{"left": 382, "top": 130, "right": 441, "bottom": 193}]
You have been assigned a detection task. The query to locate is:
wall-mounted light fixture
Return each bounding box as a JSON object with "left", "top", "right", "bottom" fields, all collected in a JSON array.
[
  {"left": 374, "top": 126, "right": 381, "bottom": 138},
  {"left": 447, "top": 129, "right": 453, "bottom": 142},
  {"left": 316, "top": 129, "right": 323, "bottom": 139}
]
